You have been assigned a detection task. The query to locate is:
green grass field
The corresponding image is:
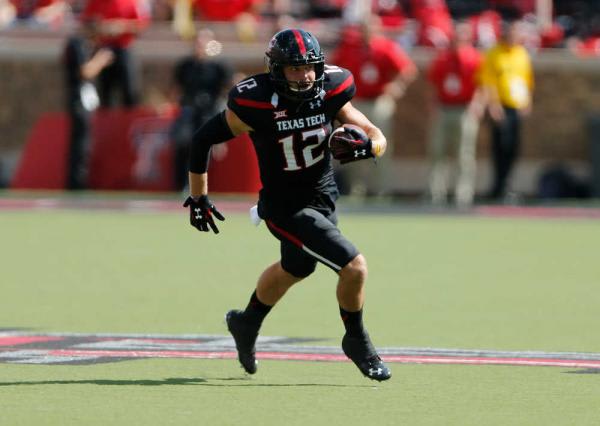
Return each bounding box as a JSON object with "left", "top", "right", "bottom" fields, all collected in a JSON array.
[{"left": 2, "top": 197, "right": 600, "bottom": 425}]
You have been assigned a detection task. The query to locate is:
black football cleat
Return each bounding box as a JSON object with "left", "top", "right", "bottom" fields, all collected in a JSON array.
[
  {"left": 226, "top": 310, "right": 259, "bottom": 374},
  {"left": 342, "top": 332, "right": 391, "bottom": 382}
]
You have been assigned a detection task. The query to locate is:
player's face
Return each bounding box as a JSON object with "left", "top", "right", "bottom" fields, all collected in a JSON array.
[{"left": 283, "top": 64, "right": 316, "bottom": 93}]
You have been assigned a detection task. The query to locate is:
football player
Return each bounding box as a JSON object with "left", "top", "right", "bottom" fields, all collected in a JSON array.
[{"left": 184, "top": 28, "right": 391, "bottom": 381}]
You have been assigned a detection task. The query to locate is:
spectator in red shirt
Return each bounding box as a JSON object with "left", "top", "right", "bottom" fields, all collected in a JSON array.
[
  {"left": 193, "top": 0, "right": 260, "bottom": 20},
  {"left": 573, "top": 35, "right": 600, "bottom": 57},
  {"left": 80, "top": 0, "right": 149, "bottom": 107},
  {"left": 10, "top": 0, "right": 69, "bottom": 28},
  {"left": 192, "top": 0, "right": 264, "bottom": 42},
  {"left": 411, "top": 0, "right": 453, "bottom": 48},
  {"left": 426, "top": 20, "right": 485, "bottom": 206},
  {"left": 373, "top": 0, "right": 406, "bottom": 29},
  {"left": 331, "top": 17, "right": 417, "bottom": 196},
  {"left": 539, "top": 22, "right": 565, "bottom": 48},
  {"left": 11, "top": 0, "right": 53, "bottom": 18},
  {"left": 570, "top": 16, "right": 600, "bottom": 57},
  {"left": 469, "top": 9, "right": 502, "bottom": 49}
]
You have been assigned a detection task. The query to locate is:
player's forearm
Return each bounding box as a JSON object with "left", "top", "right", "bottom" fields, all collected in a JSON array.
[
  {"left": 189, "top": 172, "right": 208, "bottom": 197},
  {"left": 81, "top": 49, "right": 113, "bottom": 80},
  {"left": 336, "top": 103, "right": 387, "bottom": 157},
  {"left": 189, "top": 111, "right": 237, "bottom": 176}
]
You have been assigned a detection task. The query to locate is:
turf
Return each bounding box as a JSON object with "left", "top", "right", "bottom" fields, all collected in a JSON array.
[
  {"left": 1, "top": 203, "right": 600, "bottom": 425},
  {"left": 2, "top": 361, "right": 600, "bottom": 425}
]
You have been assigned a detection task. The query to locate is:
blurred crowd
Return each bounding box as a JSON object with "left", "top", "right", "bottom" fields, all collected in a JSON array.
[
  {"left": 1, "top": 0, "right": 597, "bottom": 201},
  {"left": 1, "top": 1, "right": 600, "bottom": 56}
]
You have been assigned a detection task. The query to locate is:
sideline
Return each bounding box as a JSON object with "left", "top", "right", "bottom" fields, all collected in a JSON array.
[{"left": 2, "top": 195, "right": 600, "bottom": 219}]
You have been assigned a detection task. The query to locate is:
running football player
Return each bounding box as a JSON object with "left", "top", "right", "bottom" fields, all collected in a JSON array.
[{"left": 184, "top": 28, "right": 391, "bottom": 381}]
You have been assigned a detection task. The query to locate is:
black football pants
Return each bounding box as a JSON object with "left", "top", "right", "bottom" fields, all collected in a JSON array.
[
  {"left": 97, "top": 47, "right": 139, "bottom": 108},
  {"left": 66, "top": 101, "right": 91, "bottom": 190},
  {"left": 264, "top": 205, "right": 359, "bottom": 278}
]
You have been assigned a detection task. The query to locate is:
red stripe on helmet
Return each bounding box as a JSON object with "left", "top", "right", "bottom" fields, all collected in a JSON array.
[
  {"left": 325, "top": 75, "right": 354, "bottom": 99},
  {"left": 292, "top": 29, "right": 307, "bottom": 55}
]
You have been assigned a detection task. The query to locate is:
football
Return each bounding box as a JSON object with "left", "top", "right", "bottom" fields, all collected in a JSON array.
[
  {"left": 328, "top": 124, "right": 373, "bottom": 163},
  {"left": 328, "top": 124, "right": 368, "bottom": 145}
]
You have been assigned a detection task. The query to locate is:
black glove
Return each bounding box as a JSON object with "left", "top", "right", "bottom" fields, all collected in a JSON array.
[
  {"left": 183, "top": 195, "right": 225, "bottom": 234},
  {"left": 329, "top": 125, "right": 375, "bottom": 164}
]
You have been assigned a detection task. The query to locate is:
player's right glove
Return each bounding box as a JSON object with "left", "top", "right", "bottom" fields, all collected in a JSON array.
[
  {"left": 183, "top": 195, "right": 225, "bottom": 234},
  {"left": 328, "top": 124, "right": 375, "bottom": 164}
]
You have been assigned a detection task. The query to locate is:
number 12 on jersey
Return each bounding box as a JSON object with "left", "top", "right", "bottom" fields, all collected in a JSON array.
[{"left": 278, "top": 128, "right": 327, "bottom": 171}]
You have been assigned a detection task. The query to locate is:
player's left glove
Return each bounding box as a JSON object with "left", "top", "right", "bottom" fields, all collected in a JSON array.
[
  {"left": 328, "top": 124, "right": 375, "bottom": 164},
  {"left": 183, "top": 195, "right": 225, "bottom": 234}
]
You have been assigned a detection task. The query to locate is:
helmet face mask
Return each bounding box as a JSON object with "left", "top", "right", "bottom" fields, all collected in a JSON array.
[{"left": 266, "top": 29, "right": 325, "bottom": 101}]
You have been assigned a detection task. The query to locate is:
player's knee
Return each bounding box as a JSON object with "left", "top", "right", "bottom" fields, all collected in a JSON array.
[{"left": 339, "top": 254, "right": 368, "bottom": 284}]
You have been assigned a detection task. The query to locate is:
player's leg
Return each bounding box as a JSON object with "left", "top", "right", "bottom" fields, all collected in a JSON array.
[
  {"left": 490, "top": 112, "right": 508, "bottom": 199},
  {"left": 502, "top": 108, "right": 521, "bottom": 194},
  {"left": 336, "top": 254, "right": 367, "bottom": 311},
  {"left": 97, "top": 61, "right": 115, "bottom": 108},
  {"left": 256, "top": 261, "right": 304, "bottom": 305},
  {"left": 226, "top": 242, "right": 315, "bottom": 374},
  {"left": 117, "top": 47, "right": 140, "bottom": 107},
  {"left": 66, "top": 103, "right": 91, "bottom": 190},
  {"left": 337, "top": 254, "right": 391, "bottom": 381},
  {"left": 428, "top": 108, "right": 450, "bottom": 204},
  {"left": 266, "top": 207, "right": 391, "bottom": 381},
  {"left": 456, "top": 108, "right": 479, "bottom": 206}
]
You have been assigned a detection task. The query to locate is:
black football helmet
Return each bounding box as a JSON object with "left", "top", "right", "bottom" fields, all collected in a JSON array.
[{"left": 265, "top": 29, "right": 325, "bottom": 101}]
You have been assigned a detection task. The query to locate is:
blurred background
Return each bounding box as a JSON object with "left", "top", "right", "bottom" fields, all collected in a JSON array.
[{"left": 1, "top": 0, "right": 599, "bottom": 205}]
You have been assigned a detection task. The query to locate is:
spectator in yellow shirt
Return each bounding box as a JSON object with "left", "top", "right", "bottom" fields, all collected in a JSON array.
[{"left": 480, "top": 17, "right": 533, "bottom": 200}]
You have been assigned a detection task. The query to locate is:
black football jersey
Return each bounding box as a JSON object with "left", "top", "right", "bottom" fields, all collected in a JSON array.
[{"left": 227, "top": 65, "right": 356, "bottom": 209}]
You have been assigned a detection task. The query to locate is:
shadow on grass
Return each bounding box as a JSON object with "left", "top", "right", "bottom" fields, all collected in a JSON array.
[
  {"left": 0, "top": 377, "right": 207, "bottom": 386},
  {"left": 564, "top": 369, "right": 600, "bottom": 375},
  {"left": 0, "top": 377, "right": 371, "bottom": 387}
]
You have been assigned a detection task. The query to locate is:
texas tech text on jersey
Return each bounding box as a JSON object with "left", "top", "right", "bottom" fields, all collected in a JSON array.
[{"left": 227, "top": 65, "right": 356, "bottom": 209}]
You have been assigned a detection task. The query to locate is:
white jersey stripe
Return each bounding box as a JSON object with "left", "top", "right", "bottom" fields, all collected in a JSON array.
[{"left": 301, "top": 245, "right": 342, "bottom": 271}]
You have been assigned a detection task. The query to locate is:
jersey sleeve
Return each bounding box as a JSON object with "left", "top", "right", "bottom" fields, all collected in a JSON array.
[
  {"left": 226, "top": 75, "right": 274, "bottom": 129},
  {"left": 324, "top": 66, "right": 356, "bottom": 110}
]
